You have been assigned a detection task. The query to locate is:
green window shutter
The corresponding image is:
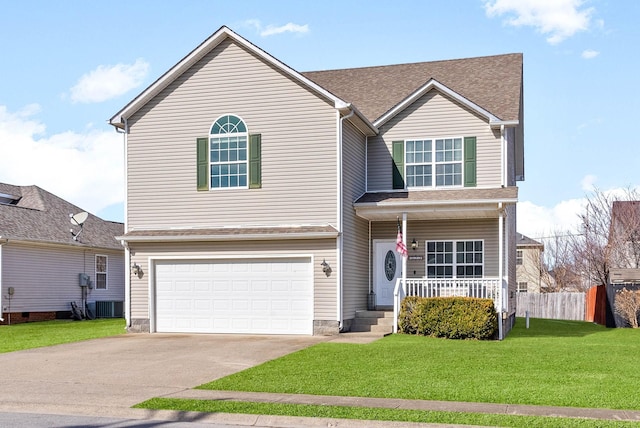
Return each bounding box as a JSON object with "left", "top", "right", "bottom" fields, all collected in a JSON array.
[
  {"left": 392, "top": 140, "right": 405, "bottom": 189},
  {"left": 464, "top": 136, "right": 477, "bottom": 188},
  {"left": 249, "top": 134, "right": 262, "bottom": 189},
  {"left": 197, "top": 137, "right": 208, "bottom": 191}
]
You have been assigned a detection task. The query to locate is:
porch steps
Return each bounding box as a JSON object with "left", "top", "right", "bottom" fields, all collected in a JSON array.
[{"left": 349, "top": 310, "right": 394, "bottom": 335}]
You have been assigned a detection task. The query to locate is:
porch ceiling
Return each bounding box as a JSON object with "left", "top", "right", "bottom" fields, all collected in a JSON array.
[{"left": 353, "top": 187, "right": 518, "bottom": 221}]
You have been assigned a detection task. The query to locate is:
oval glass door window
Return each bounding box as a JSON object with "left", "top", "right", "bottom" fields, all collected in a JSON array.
[{"left": 384, "top": 250, "right": 396, "bottom": 281}]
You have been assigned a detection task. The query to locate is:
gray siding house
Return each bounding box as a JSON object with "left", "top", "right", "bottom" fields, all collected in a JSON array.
[
  {"left": 0, "top": 183, "right": 125, "bottom": 324},
  {"left": 110, "top": 26, "right": 524, "bottom": 336}
]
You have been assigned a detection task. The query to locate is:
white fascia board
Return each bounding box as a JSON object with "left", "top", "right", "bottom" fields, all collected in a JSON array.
[
  {"left": 354, "top": 197, "right": 518, "bottom": 209},
  {"left": 110, "top": 26, "right": 355, "bottom": 130},
  {"left": 117, "top": 231, "right": 339, "bottom": 242},
  {"left": 373, "top": 79, "right": 502, "bottom": 128}
]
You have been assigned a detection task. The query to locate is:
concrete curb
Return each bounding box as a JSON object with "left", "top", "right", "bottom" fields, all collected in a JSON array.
[{"left": 164, "top": 389, "right": 640, "bottom": 423}]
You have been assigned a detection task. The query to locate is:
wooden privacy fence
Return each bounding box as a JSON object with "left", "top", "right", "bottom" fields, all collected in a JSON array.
[{"left": 516, "top": 292, "right": 586, "bottom": 321}]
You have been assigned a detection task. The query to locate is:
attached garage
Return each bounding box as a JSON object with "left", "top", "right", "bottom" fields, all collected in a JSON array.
[{"left": 154, "top": 257, "right": 313, "bottom": 335}]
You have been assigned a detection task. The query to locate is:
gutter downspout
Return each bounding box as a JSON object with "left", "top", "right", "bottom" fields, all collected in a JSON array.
[
  {"left": 337, "top": 108, "right": 355, "bottom": 332},
  {"left": 0, "top": 238, "right": 6, "bottom": 322},
  {"left": 116, "top": 117, "right": 131, "bottom": 329}
]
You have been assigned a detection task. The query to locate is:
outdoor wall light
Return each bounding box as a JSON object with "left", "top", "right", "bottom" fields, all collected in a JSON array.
[
  {"left": 320, "top": 259, "right": 332, "bottom": 277},
  {"left": 411, "top": 238, "right": 418, "bottom": 250},
  {"left": 131, "top": 263, "right": 142, "bottom": 277}
]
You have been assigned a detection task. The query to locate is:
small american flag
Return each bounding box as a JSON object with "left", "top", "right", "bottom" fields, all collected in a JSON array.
[{"left": 396, "top": 224, "right": 408, "bottom": 258}]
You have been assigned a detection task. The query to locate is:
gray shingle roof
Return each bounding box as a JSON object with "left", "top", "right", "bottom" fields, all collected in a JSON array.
[
  {"left": 302, "top": 53, "right": 523, "bottom": 123},
  {"left": 516, "top": 232, "right": 543, "bottom": 247},
  {"left": 0, "top": 183, "right": 123, "bottom": 250},
  {"left": 355, "top": 187, "right": 518, "bottom": 205}
]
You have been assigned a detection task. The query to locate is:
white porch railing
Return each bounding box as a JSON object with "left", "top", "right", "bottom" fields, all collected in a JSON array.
[{"left": 393, "top": 277, "right": 504, "bottom": 333}]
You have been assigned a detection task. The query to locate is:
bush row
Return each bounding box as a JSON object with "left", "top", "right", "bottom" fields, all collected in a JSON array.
[{"left": 398, "top": 296, "right": 498, "bottom": 340}]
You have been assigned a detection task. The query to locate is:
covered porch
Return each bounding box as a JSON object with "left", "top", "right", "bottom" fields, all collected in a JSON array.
[{"left": 353, "top": 187, "right": 517, "bottom": 337}]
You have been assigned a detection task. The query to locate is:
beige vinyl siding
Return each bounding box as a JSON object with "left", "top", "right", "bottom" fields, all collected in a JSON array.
[
  {"left": 372, "top": 219, "right": 499, "bottom": 278},
  {"left": 340, "top": 120, "right": 369, "bottom": 320},
  {"left": 126, "top": 38, "right": 337, "bottom": 229},
  {"left": 128, "top": 239, "right": 337, "bottom": 321},
  {"left": 506, "top": 127, "right": 516, "bottom": 187},
  {"left": 368, "top": 90, "right": 501, "bottom": 191},
  {"left": 2, "top": 242, "right": 124, "bottom": 312}
]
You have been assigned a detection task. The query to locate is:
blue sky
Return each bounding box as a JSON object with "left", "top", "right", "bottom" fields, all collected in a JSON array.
[{"left": 1, "top": 0, "right": 638, "bottom": 239}]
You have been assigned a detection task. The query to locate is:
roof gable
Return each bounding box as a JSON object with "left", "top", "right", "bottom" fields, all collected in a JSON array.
[
  {"left": 303, "top": 53, "right": 523, "bottom": 123},
  {"left": 0, "top": 183, "right": 123, "bottom": 250},
  {"left": 110, "top": 26, "right": 378, "bottom": 134}
]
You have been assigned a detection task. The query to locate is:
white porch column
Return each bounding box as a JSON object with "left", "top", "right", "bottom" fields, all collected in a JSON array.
[
  {"left": 402, "top": 212, "right": 407, "bottom": 292},
  {"left": 498, "top": 203, "right": 504, "bottom": 340}
]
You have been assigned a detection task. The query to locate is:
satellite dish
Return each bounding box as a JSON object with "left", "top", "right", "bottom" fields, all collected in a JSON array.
[
  {"left": 70, "top": 211, "right": 89, "bottom": 226},
  {"left": 70, "top": 212, "right": 88, "bottom": 241}
]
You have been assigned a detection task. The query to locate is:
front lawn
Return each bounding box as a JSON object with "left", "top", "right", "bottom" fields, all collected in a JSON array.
[
  {"left": 199, "top": 318, "right": 640, "bottom": 410},
  {"left": 0, "top": 319, "right": 126, "bottom": 353}
]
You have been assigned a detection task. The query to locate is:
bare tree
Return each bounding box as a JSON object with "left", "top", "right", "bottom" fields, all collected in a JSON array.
[
  {"left": 572, "top": 188, "right": 640, "bottom": 287},
  {"left": 541, "top": 231, "right": 583, "bottom": 292},
  {"left": 614, "top": 288, "right": 640, "bottom": 328}
]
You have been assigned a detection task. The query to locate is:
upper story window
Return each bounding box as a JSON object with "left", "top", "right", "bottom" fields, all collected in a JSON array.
[
  {"left": 209, "top": 115, "right": 248, "bottom": 188},
  {"left": 392, "top": 137, "right": 476, "bottom": 190},
  {"left": 516, "top": 250, "right": 523, "bottom": 265},
  {"left": 406, "top": 138, "right": 462, "bottom": 188}
]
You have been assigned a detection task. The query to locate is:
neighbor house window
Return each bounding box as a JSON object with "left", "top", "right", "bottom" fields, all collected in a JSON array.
[
  {"left": 426, "top": 240, "right": 483, "bottom": 278},
  {"left": 516, "top": 250, "right": 523, "bottom": 265},
  {"left": 517, "top": 282, "right": 528, "bottom": 293},
  {"left": 95, "top": 255, "right": 107, "bottom": 290},
  {"left": 406, "top": 138, "right": 462, "bottom": 188},
  {"left": 209, "top": 114, "right": 248, "bottom": 188}
]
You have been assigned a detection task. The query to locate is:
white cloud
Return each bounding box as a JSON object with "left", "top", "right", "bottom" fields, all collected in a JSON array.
[
  {"left": 69, "top": 58, "right": 149, "bottom": 103},
  {"left": 581, "top": 49, "right": 600, "bottom": 59},
  {"left": 517, "top": 198, "right": 586, "bottom": 239},
  {"left": 241, "top": 19, "right": 309, "bottom": 37},
  {"left": 581, "top": 174, "right": 597, "bottom": 191},
  {"left": 484, "top": 0, "right": 594, "bottom": 44},
  {"left": 0, "top": 105, "right": 123, "bottom": 216}
]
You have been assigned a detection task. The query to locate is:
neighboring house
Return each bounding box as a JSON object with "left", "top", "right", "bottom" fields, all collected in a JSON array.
[
  {"left": 516, "top": 232, "right": 545, "bottom": 293},
  {"left": 109, "top": 26, "right": 524, "bottom": 336},
  {"left": 0, "top": 183, "right": 125, "bottom": 324}
]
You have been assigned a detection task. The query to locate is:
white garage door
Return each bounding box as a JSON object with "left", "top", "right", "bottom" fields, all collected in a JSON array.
[{"left": 154, "top": 258, "right": 313, "bottom": 335}]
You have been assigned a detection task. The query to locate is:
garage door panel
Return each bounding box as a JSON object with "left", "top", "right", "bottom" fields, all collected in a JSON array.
[{"left": 155, "top": 258, "right": 313, "bottom": 334}]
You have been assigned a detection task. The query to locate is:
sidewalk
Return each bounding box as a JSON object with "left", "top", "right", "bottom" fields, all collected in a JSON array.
[{"left": 162, "top": 389, "right": 640, "bottom": 424}]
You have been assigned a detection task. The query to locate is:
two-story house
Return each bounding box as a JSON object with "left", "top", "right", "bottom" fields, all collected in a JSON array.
[
  {"left": 516, "top": 232, "right": 546, "bottom": 293},
  {"left": 110, "top": 26, "right": 524, "bottom": 336}
]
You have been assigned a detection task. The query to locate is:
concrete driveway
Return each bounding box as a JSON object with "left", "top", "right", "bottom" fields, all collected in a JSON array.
[{"left": 0, "top": 333, "right": 329, "bottom": 420}]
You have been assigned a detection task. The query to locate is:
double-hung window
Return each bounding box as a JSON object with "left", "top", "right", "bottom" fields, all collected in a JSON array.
[
  {"left": 393, "top": 137, "right": 474, "bottom": 189},
  {"left": 406, "top": 138, "right": 462, "bottom": 188},
  {"left": 209, "top": 115, "right": 248, "bottom": 188},
  {"left": 426, "top": 240, "right": 483, "bottom": 278},
  {"left": 95, "top": 255, "right": 107, "bottom": 290}
]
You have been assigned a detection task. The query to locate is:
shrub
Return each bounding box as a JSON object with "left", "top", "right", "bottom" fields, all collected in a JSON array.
[
  {"left": 398, "top": 296, "right": 498, "bottom": 340},
  {"left": 614, "top": 288, "right": 640, "bottom": 328}
]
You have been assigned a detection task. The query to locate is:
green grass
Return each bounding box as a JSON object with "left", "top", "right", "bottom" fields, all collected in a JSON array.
[
  {"left": 199, "top": 318, "right": 640, "bottom": 410},
  {"left": 0, "top": 318, "right": 126, "bottom": 353},
  {"left": 136, "top": 398, "right": 640, "bottom": 428}
]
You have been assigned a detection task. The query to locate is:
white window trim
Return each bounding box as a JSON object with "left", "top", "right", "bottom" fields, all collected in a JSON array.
[
  {"left": 404, "top": 136, "right": 465, "bottom": 189},
  {"left": 95, "top": 254, "right": 108, "bottom": 290},
  {"left": 425, "top": 239, "right": 485, "bottom": 278},
  {"left": 516, "top": 250, "right": 523, "bottom": 265},
  {"left": 208, "top": 114, "right": 249, "bottom": 190}
]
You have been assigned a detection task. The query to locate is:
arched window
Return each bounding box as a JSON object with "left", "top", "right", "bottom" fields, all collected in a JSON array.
[{"left": 209, "top": 115, "right": 248, "bottom": 188}]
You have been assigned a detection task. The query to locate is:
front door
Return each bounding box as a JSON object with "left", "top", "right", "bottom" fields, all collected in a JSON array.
[{"left": 374, "top": 241, "right": 402, "bottom": 307}]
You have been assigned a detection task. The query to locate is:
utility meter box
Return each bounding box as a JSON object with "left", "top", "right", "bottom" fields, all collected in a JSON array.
[{"left": 79, "top": 273, "right": 91, "bottom": 287}]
